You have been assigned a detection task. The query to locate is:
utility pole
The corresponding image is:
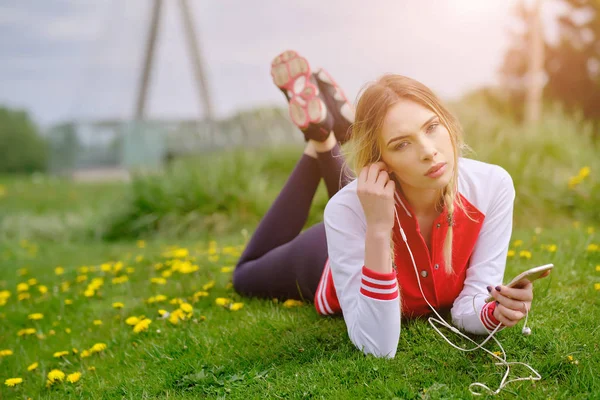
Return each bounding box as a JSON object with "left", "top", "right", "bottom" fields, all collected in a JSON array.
[
  {"left": 525, "top": 0, "right": 545, "bottom": 124},
  {"left": 179, "top": 0, "right": 216, "bottom": 131},
  {"left": 135, "top": 0, "right": 162, "bottom": 119},
  {"left": 134, "top": 0, "right": 215, "bottom": 134}
]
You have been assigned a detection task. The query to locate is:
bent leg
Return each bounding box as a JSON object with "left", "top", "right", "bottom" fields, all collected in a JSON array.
[
  {"left": 316, "top": 143, "right": 355, "bottom": 199},
  {"left": 233, "top": 223, "right": 327, "bottom": 301}
]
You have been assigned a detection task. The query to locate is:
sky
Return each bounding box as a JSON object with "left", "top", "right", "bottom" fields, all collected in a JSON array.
[{"left": 0, "top": 0, "right": 563, "bottom": 128}]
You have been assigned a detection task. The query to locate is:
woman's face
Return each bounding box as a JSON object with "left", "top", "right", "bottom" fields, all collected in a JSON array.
[{"left": 379, "top": 99, "right": 455, "bottom": 191}]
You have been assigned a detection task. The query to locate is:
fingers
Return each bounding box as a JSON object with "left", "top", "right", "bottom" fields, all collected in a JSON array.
[
  {"left": 366, "top": 161, "right": 389, "bottom": 182},
  {"left": 492, "top": 290, "right": 528, "bottom": 311},
  {"left": 495, "top": 303, "right": 525, "bottom": 322},
  {"left": 493, "top": 307, "right": 519, "bottom": 327},
  {"left": 491, "top": 283, "right": 533, "bottom": 302}
]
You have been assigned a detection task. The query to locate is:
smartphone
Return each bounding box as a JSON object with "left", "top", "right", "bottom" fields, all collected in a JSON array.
[{"left": 485, "top": 263, "right": 554, "bottom": 302}]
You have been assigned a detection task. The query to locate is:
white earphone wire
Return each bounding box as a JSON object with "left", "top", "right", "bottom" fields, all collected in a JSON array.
[{"left": 393, "top": 193, "right": 540, "bottom": 396}]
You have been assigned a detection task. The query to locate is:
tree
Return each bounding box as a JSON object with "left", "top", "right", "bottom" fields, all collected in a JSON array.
[
  {"left": 0, "top": 107, "right": 48, "bottom": 173},
  {"left": 499, "top": 0, "right": 600, "bottom": 124}
]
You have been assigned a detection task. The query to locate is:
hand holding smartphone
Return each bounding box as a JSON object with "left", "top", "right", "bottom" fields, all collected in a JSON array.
[{"left": 485, "top": 263, "right": 553, "bottom": 302}]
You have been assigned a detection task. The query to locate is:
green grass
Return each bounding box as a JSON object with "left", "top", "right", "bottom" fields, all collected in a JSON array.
[{"left": 0, "top": 226, "right": 598, "bottom": 399}]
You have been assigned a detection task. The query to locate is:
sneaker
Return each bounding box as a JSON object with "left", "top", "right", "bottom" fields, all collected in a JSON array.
[
  {"left": 270, "top": 50, "right": 333, "bottom": 142},
  {"left": 314, "top": 68, "right": 355, "bottom": 144}
]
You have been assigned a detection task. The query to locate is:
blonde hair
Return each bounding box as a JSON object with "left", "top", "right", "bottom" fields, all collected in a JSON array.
[{"left": 343, "top": 74, "right": 471, "bottom": 275}]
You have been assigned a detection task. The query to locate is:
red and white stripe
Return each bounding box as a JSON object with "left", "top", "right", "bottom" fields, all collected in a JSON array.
[
  {"left": 315, "top": 260, "right": 336, "bottom": 315},
  {"left": 359, "top": 266, "right": 399, "bottom": 301},
  {"left": 480, "top": 301, "right": 503, "bottom": 331}
]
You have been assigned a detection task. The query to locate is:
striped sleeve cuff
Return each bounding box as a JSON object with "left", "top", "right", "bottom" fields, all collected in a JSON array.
[
  {"left": 359, "top": 266, "right": 399, "bottom": 301},
  {"left": 480, "top": 301, "right": 504, "bottom": 332}
]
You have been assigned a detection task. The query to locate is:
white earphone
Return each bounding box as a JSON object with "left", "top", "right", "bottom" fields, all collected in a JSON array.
[{"left": 392, "top": 192, "right": 540, "bottom": 396}]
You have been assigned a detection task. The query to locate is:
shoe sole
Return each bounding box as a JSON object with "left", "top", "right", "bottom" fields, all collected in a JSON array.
[
  {"left": 271, "top": 50, "right": 326, "bottom": 130},
  {"left": 315, "top": 68, "right": 354, "bottom": 124}
]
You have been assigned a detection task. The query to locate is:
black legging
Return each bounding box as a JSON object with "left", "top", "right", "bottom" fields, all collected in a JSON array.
[{"left": 233, "top": 144, "right": 353, "bottom": 301}]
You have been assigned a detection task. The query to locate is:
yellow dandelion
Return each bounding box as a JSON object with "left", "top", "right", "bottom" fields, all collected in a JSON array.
[
  {"left": 126, "top": 267, "right": 135, "bottom": 274},
  {"left": 27, "top": 278, "right": 37, "bottom": 286},
  {"left": 66, "top": 372, "right": 81, "bottom": 383},
  {"left": 88, "top": 366, "right": 96, "bottom": 371},
  {"left": 137, "top": 240, "right": 146, "bottom": 248},
  {"left": 169, "top": 298, "right": 183, "bottom": 305},
  {"left": 193, "top": 291, "right": 209, "bottom": 298},
  {"left": 4, "top": 378, "right": 23, "bottom": 387},
  {"left": 83, "top": 289, "right": 95, "bottom": 297},
  {"left": 180, "top": 303, "right": 193, "bottom": 313},
  {"left": 568, "top": 175, "right": 583, "bottom": 189},
  {"left": 221, "top": 266, "right": 234, "bottom": 273},
  {"left": 202, "top": 280, "right": 215, "bottom": 291},
  {"left": 76, "top": 275, "right": 88, "bottom": 283},
  {"left": 229, "top": 302, "right": 244, "bottom": 311},
  {"left": 17, "top": 266, "right": 27, "bottom": 275},
  {"left": 492, "top": 351, "right": 502, "bottom": 357},
  {"left": 595, "top": 283, "right": 600, "bottom": 291},
  {"left": 588, "top": 227, "right": 595, "bottom": 235},
  {"left": 18, "top": 292, "right": 31, "bottom": 301},
  {"left": 49, "top": 329, "right": 55, "bottom": 335},
  {"left": 151, "top": 277, "right": 167, "bottom": 285},
  {"left": 587, "top": 244, "right": 599, "bottom": 252},
  {"left": 595, "top": 265, "right": 600, "bottom": 272},
  {"left": 17, "top": 283, "right": 29, "bottom": 292},
  {"left": 93, "top": 320, "right": 102, "bottom": 326},
  {"left": 519, "top": 250, "right": 532, "bottom": 259},
  {"left": 28, "top": 313, "right": 43, "bottom": 320},
  {"left": 47, "top": 369, "right": 65, "bottom": 383},
  {"left": 90, "top": 343, "right": 107, "bottom": 353},
  {"left": 541, "top": 244, "right": 557, "bottom": 253},
  {"left": 512, "top": 240, "right": 523, "bottom": 248},
  {"left": 0, "top": 349, "right": 14, "bottom": 357},
  {"left": 161, "top": 270, "right": 173, "bottom": 278},
  {"left": 17, "top": 328, "right": 36, "bottom": 336},
  {"left": 125, "top": 316, "right": 140, "bottom": 326},
  {"left": 65, "top": 299, "right": 73, "bottom": 305},
  {"left": 578, "top": 166, "right": 590, "bottom": 178},
  {"left": 27, "top": 362, "right": 38, "bottom": 371},
  {"left": 79, "top": 266, "right": 89, "bottom": 274},
  {"left": 0, "top": 290, "right": 10, "bottom": 300},
  {"left": 567, "top": 355, "right": 574, "bottom": 361},
  {"left": 112, "top": 302, "right": 125, "bottom": 309},
  {"left": 507, "top": 250, "right": 515, "bottom": 258},
  {"left": 133, "top": 318, "right": 152, "bottom": 333},
  {"left": 100, "top": 263, "right": 112, "bottom": 272},
  {"left": 72, "top": 347, "right": 78, "bottom": 354},
  {"left": 112, "top": 275, "right": 129, "bottom": 284},
  {"left": 215, "top": 298, "right": 231, "bottom": 306},
  {"left": 135, "top": 255, "right": 144, "bottom": 263},
  {"left": 55, "top": 267, "right": 64, "bottom": 275},
  {"left": 38, "top": 285, "right": 48, "bottom": 294},
  {"left": 65, "top": 328, "right": 71, "bottom": 334},
  {"left": 283, "top": 299, "right": 304, "bottom": 308},
  {"left": 158, "top": 309, "right": 168, "bottom": 316},
  {"left": 80, "top": 350, "right": 91, "bottom": 358},
  {"left": 53, "top": 351, "right": 69, "bottom": 358}
]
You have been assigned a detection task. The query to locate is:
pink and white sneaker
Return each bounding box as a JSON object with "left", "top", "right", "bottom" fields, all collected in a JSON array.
[
  {"left": 270, "top": 50, "right": 333, "bottom": 142},
  {"left": 314, "top": 68, "right": 355, "bottom": 144}
]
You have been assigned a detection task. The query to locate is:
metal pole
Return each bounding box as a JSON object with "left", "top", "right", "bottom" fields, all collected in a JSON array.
[
  {"left": 179, "top": 0, "right": 216, "bottom": 143},
  {"left": 134, "top": 0, "right": 162, "bottom": 119},
  {"left": 525, "top": 0, "right": 544, "bottom": 123}
]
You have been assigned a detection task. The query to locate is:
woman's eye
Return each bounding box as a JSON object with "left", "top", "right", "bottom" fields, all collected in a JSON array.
[
  {"left": 426, "top": 123, "right": 439, "bottom": 134},
  {"left": 394, "top": 141, "right": 409, "bottom": 150}
]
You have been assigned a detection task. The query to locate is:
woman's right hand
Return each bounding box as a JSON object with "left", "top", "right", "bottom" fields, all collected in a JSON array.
[{"left": 357, "top": 161, "right": 396, "bottom": 234}]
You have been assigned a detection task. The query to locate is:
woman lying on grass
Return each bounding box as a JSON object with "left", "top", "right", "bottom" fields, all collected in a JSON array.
[{"left": 233, "top": 50, "right": 547, "bottom": 358}]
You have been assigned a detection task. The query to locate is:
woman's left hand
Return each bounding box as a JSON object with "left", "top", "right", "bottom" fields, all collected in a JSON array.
[{"left": 488, "top": 282, "right": 534, "bottom": 327}]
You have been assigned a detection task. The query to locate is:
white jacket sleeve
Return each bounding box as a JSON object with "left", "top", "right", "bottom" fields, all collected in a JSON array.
[
  {"left": 324, "top": 194, "right": 401, "bottom": 358},
  {"left": 451, "top": 169, "right": 515, "bottom": 334}
]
